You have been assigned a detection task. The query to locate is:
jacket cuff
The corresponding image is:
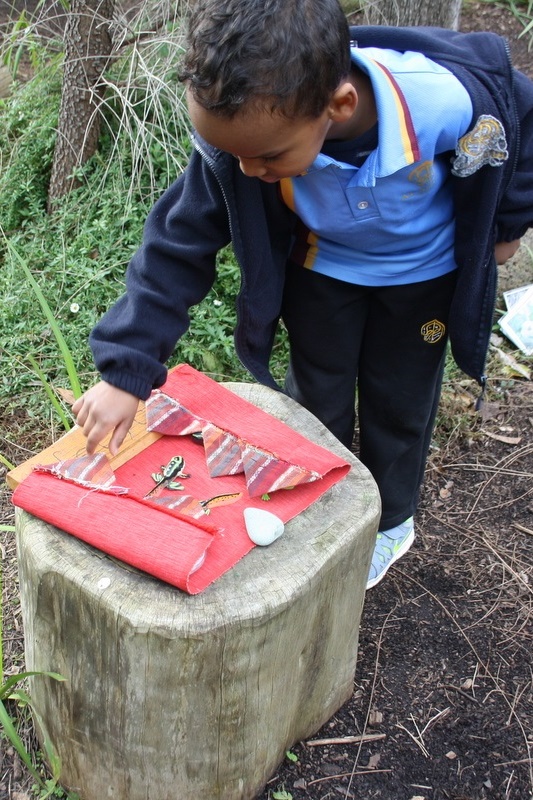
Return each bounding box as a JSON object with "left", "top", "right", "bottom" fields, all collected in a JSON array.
[{"left": 99, "top": 368, "right": 166, "bottom": 401}]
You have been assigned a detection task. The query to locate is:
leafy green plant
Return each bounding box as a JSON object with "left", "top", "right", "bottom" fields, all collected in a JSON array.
[
  {"left": 0, "top": 673, "right": 66, "bottom": 797},
  {"left": 26, "top": 354, "right": 73, "bottom": 431},
  {"left": 1, "top": 237, "right": 83, "bottom": 428},
  {"left": 0, "top": 65, "right": 61, "bottom": 231},
  {"left": 0, "top": 453, "right": 15, "bottom": 471}
]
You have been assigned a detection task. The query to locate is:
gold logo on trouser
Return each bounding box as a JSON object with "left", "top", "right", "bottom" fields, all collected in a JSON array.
[{"left": 421, "top": 319, "right": 446, "bottom": 344}]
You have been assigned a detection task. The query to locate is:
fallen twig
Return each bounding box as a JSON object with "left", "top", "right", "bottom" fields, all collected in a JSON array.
[
  {"left": 439, "top": 683, "right": 481, "bottom": 705},
  {"left": 512, "top": 522, "right": 533, "bottom": 536},
  {"left": 481, "top": 536, "right": 533, "bottom": 595},
  {"left": 307, "top": 733, "right": 386, "bottom": 747},
  {"left": 307, "top": 769, "right": 392, "bottom": 786}
]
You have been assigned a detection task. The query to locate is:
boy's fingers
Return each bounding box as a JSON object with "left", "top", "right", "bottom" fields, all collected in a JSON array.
[
  {"left": 71, "top": 384, "right": 139, "bottom": 454},
  {"left": 84, "top": 417, "right": 115, "bottom": 454},
  {"left": 74, "top": 403, "right": 88, "bottom": 428},
  {"left": 72, "top": 393, "right": 85, "bottom": 420},
  {"left": 108, "top": 421, "right": 131, "bottom": 457}
]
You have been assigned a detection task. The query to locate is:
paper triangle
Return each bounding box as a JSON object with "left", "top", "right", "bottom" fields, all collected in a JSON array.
[
  {"left": 202, "top": 423, "right": 245, "bottom": 477},
  {"left": 146, "top": 391, "right": 205, "bottom": 435},
  {"left": 240, "top": 443, "right": 322, "bottom": 497},
  {"left": 35, "top": 452, "right": 122, "bottom": 492}
]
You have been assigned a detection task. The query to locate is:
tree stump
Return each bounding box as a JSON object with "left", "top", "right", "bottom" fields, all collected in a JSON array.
[{"left": 15, "top": 383, "right": 380, "bottom": 800}]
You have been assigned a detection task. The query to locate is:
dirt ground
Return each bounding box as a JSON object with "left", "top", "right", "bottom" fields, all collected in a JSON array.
[{"left": 1, "top": 2, "right": 533, "bottom": 800}]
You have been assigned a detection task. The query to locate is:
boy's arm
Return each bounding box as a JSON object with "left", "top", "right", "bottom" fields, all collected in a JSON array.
[
  {"left": 77, "top": 150, "right": 233, "bottom": 452},
  {"left": 495, "top": 69, "right": 533, "bottom": 243},
  {"left": 495, "top": 73, "right": 530, "bottom": 268},
  {"left": 90, "top": 148, "right": 232, "bottom": 401}
]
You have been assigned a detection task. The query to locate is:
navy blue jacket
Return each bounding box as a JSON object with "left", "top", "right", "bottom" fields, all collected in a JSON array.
[{"left": 90, "top": 26, "right": 533, "bottom": 400}]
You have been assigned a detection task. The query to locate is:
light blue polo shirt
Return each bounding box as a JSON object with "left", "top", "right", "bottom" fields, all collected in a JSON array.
[{"left": 280, "top": 47, "right": 473, "bottom": 285}]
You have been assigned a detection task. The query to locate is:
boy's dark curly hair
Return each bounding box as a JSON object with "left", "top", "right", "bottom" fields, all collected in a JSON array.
[{"left": 179, "top": 0, "right": 351, "bottom": 119}]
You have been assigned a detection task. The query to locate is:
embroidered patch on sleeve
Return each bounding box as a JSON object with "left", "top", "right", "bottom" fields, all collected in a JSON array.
[{"left": 451, "top": 115, "right": 508, "bottom": 177}]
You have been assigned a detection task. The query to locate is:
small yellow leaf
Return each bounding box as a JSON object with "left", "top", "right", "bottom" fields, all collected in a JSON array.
[
  {"left": 56, "top": 387, "right": 76, "bottom": 405},
  {"left": 491, "top": 345, "right": 531, "bottom": 379}
]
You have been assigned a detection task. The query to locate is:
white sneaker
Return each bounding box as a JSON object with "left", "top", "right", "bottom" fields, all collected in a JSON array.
[{"left": 366, "top": 517, "right": 415, "bottom": 589}]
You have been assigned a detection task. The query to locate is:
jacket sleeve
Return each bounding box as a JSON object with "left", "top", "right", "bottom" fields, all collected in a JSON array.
[
  {"left": 495, "top": 68, "right": 533, "bottom": 242},
  {"left": 89, "top": 148, "right": 232, "bottom": 399}
]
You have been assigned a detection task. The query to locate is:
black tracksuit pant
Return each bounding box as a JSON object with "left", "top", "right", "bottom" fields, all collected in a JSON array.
[{"left": 281, "top": 264, "right": 458, "bottom": 530}]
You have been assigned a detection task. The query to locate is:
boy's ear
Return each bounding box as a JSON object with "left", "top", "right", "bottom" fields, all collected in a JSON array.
[{"left": 328, "top": 82, "right": 358, "bottom": 122}]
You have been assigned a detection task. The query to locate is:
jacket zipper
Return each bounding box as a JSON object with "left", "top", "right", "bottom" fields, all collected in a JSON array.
[{"left": 191, "top": 134, "right": 236, "bottom": 242}]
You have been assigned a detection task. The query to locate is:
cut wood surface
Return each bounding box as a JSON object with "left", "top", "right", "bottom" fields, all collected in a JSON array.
[{"left": 15, "top": 382, "right": 380, "bottom": 800}]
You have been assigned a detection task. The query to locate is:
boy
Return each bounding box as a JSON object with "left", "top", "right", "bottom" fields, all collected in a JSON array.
[{"left": 73, "top": 0, "right": 533, "bottom": 588}]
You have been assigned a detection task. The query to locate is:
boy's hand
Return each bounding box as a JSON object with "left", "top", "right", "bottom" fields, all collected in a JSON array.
[
  {"left": 72, "top": 382, "right": 140, "bottom": 456},
  {"left": 495, "top": 239, "right": 521, "bottom": 265}
]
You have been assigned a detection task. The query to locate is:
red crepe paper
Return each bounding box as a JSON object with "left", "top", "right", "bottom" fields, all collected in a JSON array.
[
  {"left": 13, "top": 471, "right": 220, "bottom": 592},
  {"left": 13, "top": 366, "right": 350, "bottom": 593}
]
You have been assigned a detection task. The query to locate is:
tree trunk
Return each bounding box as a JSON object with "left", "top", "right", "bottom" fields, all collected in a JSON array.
[
  {"left": 362, "top": 0, "right": 462, "bottom": 29},
  {"left": 47, "top": 0, "right": 114, "bottom": 210}
]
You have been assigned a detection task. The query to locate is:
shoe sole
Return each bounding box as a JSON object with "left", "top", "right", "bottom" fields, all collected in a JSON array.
[{"left": 366, "top": 527, "right": 415, "bottom": 590}]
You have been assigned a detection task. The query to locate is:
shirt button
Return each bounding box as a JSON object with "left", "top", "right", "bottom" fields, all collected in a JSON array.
[{"left": 357, "top": 201, "right": 369, "bottom": 210}]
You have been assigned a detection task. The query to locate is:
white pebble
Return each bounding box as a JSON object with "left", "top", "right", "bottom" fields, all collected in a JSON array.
[{"left": 244, "top": 507, "right": 284, "bottom": 546}]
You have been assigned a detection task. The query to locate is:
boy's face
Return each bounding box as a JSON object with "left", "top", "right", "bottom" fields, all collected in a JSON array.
[{"left": 188, "top": 92, "right": 333, "bottom": 182}]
